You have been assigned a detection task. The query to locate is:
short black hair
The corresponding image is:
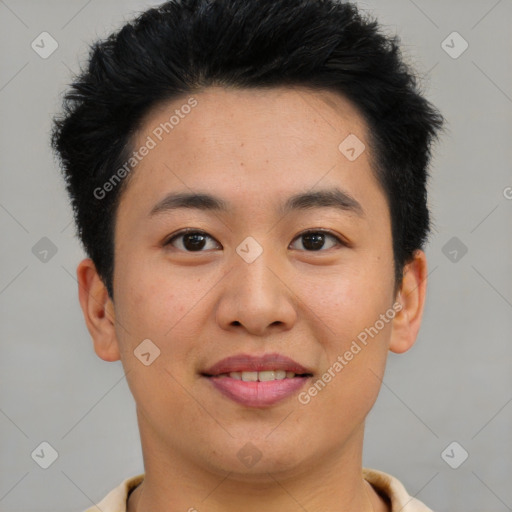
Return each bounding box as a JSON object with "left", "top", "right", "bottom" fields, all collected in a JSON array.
[{"left": 52, "top": 0, "right": 443, "bottom": 300}]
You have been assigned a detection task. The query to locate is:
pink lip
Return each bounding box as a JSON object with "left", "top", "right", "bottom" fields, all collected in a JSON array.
[
  {"left": 202, "top": 353, "right": 313, "bottom": 408},
  {"left": 202, "top": 353, "right": 312, "bottom": 376},
  {"left": 206, "top": 375, "right": 311, "bottom": 407}
]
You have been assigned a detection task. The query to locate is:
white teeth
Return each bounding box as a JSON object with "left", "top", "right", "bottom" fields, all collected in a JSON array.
[
  {"left": 258, "top": 370, "right": 276, "bottom": 381},
  {"left": 225, "top": 370, "right": 297, "bottom": 381}
]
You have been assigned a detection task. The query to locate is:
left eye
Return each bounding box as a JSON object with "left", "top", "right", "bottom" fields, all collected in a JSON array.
[
  {"left": 164, "top": 229, "right": 344, "bottom": 252},
  {"left": 289, "top": 230, "right": 344, "bottom": 251}
]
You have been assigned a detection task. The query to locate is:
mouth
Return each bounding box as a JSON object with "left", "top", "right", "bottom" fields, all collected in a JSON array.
[
  {"left": 201, "top": 353, "right": 313, "bottom": 408},
  {"left": 210, "top": 370, "right": 306, "bottom": 381}
]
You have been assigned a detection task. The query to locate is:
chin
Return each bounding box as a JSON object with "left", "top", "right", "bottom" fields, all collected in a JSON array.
[{"left": 200, "top": 435, "right": 315, "bottom": 480}]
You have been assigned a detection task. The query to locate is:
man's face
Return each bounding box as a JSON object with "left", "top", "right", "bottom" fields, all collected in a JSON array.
[{"left": 109, "top": 86, "right": 399, "bottom": 477}]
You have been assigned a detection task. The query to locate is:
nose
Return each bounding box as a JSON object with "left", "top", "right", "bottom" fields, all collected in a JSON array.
[{"left": 215, "top": 247, "right": 297, "bottom": 337}]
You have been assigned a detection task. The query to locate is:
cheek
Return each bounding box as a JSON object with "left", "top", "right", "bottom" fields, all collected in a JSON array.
[
  {"left": 303, "top": 257, "right": 393, "bottom": 409},
  {"left": 115, "top": 256, "right": 184, "bottom": 336},
  {"left": 113, "top": 268, "right": 201, "bottom": 422},
  {"left": 304, "top": 322, "right": 391, "bottom": 432},
  {"left": 309, "top": 260, "right": 393, "bottom": 338},
  {"left": 114, "top": 259, "right": 207, "bottom": 374}
]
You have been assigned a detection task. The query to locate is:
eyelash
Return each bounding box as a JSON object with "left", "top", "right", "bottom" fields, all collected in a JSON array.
[{"left": 163, "top": 228, "right": 347, "bottom": 252}]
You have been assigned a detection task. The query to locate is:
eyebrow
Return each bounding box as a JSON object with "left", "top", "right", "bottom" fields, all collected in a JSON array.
[{"left": 148, "top": 187, "right": 365, "bottom": 218}]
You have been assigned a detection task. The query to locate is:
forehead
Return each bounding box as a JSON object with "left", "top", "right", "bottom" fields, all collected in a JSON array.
[
  {"left": 137, "top": 85, "right": 368, "bottom": 153},
  {"left": 118, "top": 85, "right": 382, "bottom": 219}
]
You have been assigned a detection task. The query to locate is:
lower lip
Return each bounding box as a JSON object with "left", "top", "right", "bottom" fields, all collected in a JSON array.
[{"left": 205, "top": 375, "right": 310, "bottom": 407}]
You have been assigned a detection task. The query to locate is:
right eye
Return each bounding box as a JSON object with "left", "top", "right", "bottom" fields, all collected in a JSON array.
[{"left": 163, "top": 229, "right": 222, "bottom": 252}]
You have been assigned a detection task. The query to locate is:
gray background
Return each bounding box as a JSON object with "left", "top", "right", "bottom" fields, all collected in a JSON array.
[{"left": 1, "top": 0, "right": 511, "bottom": 511}]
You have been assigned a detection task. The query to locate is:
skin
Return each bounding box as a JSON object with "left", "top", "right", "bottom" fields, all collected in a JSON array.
[{"left": 77, "top": 86, "right": 427, "bottom": 512}]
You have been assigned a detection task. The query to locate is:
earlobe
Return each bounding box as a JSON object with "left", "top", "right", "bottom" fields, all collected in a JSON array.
[
  {"left": 389, "top": 250, "right": 428, "bottom": 354},
  {"left": 76, "top": 258, "right": 121, "bottom": 362}
]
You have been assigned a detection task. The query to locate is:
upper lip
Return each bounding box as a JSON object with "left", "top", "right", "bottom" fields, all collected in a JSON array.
[{"left": 202, "top": 353, "right": 313, "bottom": 376}]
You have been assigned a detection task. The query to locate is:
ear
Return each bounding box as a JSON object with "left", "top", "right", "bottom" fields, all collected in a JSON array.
[
  {"left": 389, "top": 249, "right": 428, "bottom": 354},
  {"left": 76, "top": 258, "right": 121, "bottom": 362}
]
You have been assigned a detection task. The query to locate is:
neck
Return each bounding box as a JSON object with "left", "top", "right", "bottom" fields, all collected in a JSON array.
[{"left": 127, "top": 420, "right": 389, "bottom": 512}]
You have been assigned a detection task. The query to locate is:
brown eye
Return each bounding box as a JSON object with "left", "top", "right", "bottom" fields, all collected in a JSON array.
[
  {"left": 290, "top": 230, "right": 344, "bottom": 252},
  {"left": 164, "top": 230, "right": 220, "bottom": 252}
]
